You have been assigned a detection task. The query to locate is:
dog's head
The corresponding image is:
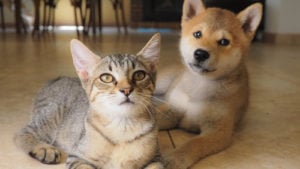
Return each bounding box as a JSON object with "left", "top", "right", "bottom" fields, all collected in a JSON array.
[{"left": 180, "top": 0, "right": 262, "bottom": 79}]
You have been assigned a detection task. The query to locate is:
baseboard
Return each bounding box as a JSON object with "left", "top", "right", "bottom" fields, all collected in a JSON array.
[
  {"left": 130, "top": 22, "right": 180, "bottom": 30},
  {"left": 264, "top": 33, "right": 300, "bottom": 45}
]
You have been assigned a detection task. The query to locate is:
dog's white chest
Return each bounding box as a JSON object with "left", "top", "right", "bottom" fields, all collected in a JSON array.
[
  {"left": 167, "top": 85, "right": 189, "bottom": 112},
  {"left": 166, "top": 73, "right": 218, "bottom": 131}
]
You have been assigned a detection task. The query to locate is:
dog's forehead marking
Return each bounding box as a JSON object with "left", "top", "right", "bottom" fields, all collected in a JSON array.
[{"left": 202, "top": 8, "right": 240, "bottom": 30}]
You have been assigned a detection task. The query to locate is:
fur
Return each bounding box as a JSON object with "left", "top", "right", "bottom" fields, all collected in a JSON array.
[
  {"left": 15, "top": 33, "right": 164, "bottom": 169},
  {"left": 155, "top": 1, "right": 263, "bottom": 168}
]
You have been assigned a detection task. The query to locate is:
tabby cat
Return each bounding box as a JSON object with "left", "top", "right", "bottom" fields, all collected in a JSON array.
[{"left": 14, "top": 33, "right": 163, "bottom": 169}]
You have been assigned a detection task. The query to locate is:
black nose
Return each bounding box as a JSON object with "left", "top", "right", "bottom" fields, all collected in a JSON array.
[
  {"left": 120, "top": 87, "right": 133, "bottom": 97},
  {"left": 194, "top": 49, "right": 209, "bottom": 62}
]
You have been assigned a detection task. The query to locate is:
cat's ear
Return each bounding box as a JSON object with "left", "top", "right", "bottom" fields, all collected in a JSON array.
[
  {"left": 70, "top": 39, "right": 100, "bottom": 82},
  {"left": 182, "top": 0, "right": 206, "bottom": 22},
  {"left": 237, "top": 3, "right": 263, "bottom": 39},
  {"left": 137, "top": 33, "right": 161, "bottom": 72}
]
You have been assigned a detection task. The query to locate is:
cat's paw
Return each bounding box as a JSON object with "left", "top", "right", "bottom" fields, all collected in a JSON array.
[
  {"left": 29, "top": 146, "right": 62, "bottom": 164},
  {"left": 72, "top": 164, "right": 96, "bottom": 169},
  {"left": 144, "top": 162, "right": 164, "bottom": 169}
]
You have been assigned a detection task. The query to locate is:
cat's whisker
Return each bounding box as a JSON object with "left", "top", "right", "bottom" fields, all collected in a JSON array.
[{"left": 16, "top": 34, "right": 163, "bottom": 168}]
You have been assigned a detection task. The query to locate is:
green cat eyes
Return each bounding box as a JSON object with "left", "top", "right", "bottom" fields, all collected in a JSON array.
[{"left": 99, "top": 71, "right": 147, "bottom": 83}]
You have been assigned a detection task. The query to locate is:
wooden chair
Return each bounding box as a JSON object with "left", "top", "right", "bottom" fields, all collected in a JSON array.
[
  {"left": 71, "top": 0, "right": 127, "bottom": 35},
  {"left": 71, "top": 0, "right": 101, "bottom": 35}
]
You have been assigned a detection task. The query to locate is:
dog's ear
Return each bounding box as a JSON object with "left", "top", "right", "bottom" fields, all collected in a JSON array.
[
  {"left": 237, "top": 3, "right": 263, "bottom": 39},
  {"left": 182, "top": 0, "right": 206, "bottom": 22}
]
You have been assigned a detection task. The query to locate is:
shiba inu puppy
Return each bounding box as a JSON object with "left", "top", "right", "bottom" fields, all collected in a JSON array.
[{"left": 155, "top": 0, "right": 263, "bottom": 168}]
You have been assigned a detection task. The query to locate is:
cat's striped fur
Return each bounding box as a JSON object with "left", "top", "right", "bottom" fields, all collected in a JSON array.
[{"left": 14, "top": 33, "right": 163, "bottom": 169}]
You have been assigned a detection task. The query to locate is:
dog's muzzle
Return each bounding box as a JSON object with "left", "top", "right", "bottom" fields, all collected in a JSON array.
[
  {"left": 194, "top": 49, "right": 209, "bottom": 62},
  {"left": 190, "top": 49, "right": 216, "bottom": 73}
]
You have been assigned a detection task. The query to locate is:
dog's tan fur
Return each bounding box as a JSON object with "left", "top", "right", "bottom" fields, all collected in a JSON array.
[{"left": 155, "top": 0, "right": 262, "bottom": 168}]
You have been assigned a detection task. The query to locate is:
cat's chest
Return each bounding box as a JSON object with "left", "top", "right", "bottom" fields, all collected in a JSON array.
[
  {"left": 103, "top": 119, "right": 154, "bottom": 143},
  {"left": 104, "top": 132, "right": 157, "bottom": 169},
  {"left": 81, "top": 120, "right": 156, "bottom": 168}
]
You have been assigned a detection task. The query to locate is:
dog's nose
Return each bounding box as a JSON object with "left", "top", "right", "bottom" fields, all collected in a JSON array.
[{"left": 194, "top": 49, "right": 209, "bottom": 62}]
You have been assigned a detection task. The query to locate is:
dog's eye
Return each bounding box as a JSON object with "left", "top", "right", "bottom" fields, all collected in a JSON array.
[
  {"left": 218, "top": 39, "right": 230, "bottom": 46},
  {"left": 193, "top": 31, "right": 202, "bottom": 39}
]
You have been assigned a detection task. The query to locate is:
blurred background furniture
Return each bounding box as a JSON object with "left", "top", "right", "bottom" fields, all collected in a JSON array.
[
  {"left": 132, "top": 0, "right": 264, "bottom": 40},
  {"left": 71, "top": 0, "right": 102, "bottom": 35},
  {"left": 14, "top": 0, "right": 27, "bottom": 33},
  {"left": 110, "top": 0, "right": 127, "bottom": 33},
  {"left": 0, "top": 0, "right": 5, "bottom": 30},
  {"left": 32, "top": 0, "right": 41, "bottom": 35},
  {"left": 71, "top": 0, "right": 84, "bottom": 35},
  {"left": 43, "top": 0, "right": 59, "bottom": 31},
  {"left": 71, "top": 0, "right": 127, "bottom": 35}
]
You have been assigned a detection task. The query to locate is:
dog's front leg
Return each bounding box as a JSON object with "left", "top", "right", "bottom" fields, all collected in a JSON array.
[{"left": 164, "top": 118, "right": 235, "bottom": 169}]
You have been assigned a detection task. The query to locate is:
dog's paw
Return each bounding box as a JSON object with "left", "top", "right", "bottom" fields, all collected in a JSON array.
[
  {"left": 164, "top": 153, "right": 189, "bottom": 169},
  {"left": 29, "top": 145, "right": 62, "bottom": 164}
]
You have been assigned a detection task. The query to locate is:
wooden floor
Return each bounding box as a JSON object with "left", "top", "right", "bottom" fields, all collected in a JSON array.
[{"left": 0, "top": 30, "right": 299, "bottom": 169}]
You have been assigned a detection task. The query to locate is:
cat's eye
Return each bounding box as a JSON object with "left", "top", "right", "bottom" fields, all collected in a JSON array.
[
  {"left": 133, "top": 70, "right": 146, "bottom": 81},
  {"left": 218, "top": 39, "right": 230, "bottom": 46},
  {"left": 193, "top": 31, "right": 202, "bottom": 39},
  {"left": 99, "top": 73, "right": 115, "bottom": 83}
]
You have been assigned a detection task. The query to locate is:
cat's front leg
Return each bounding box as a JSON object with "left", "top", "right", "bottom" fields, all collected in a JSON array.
[{"left": 66, "top": 155, "right": 98, "bottom": 169}]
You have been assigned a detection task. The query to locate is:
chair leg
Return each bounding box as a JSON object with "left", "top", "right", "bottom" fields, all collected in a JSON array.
[
  {"left": 119, "top": 0, "right": 127, "bottom": 33},
  {"left": 50, "top": 7, "right": 55, "bottom": 30},
  {"left": 90, "top": 0, "right": 96, "bottom": 35},
  {"left": 83, "top": 4, "right": 90, "bottom": 34},
  {"left": 79, "top": 5, "right": 84, "bottom": 27},
  {"left": 74, "top": 7, "right": 79, "bottom": 35},
  {"left": 97, "top": 0, "right": 102, "bottom": 33},
  {"left": 43, "top": 1, "right": 47, "bottom": 30},
  {"left": 0, "top": 5, "right": 5, "bottom": 30},
  {"left": 113, "top": 1, "right": 120, "bottom": 32},
  {"left": 47, "top": 6, "right": 52, "bottom": 29},
  {"left": 51, "top": 7, "right": 55, "bottom": 30}
]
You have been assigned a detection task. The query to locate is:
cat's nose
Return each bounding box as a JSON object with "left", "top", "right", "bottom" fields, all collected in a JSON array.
[{"left": 120, "top": 87, "right": 134, "bottom": 97}]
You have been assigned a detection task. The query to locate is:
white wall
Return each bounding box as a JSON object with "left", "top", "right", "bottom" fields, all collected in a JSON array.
[{"left": 265, "top": 0, "right": 300, "bottom": 34}]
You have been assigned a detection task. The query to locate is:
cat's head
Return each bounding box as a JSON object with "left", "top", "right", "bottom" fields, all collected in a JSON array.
[{"left": 70, "top": 33, "right": 160, "bottom": 115}]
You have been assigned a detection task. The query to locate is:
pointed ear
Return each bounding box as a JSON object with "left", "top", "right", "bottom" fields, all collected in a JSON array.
[
  {"left": 182, "top": 0, "right": 206, "bottom": 22},
  {"left": 237, "top": 3, "right": 263, "bottom": 39},
  {"left": 137, "top": 33, "right": 161, "bottom": 72},
  {"left": 70, "top": 39, "right": 100, "bottom": 82}
]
